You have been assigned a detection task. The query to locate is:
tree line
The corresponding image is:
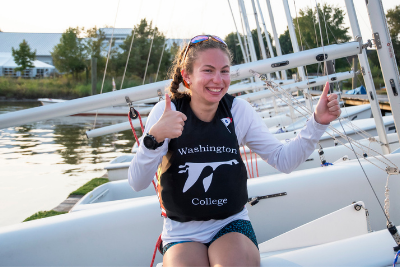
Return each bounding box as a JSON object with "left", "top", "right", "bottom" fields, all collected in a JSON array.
[
  {"left": 50, "top": 19, "right": 178, "bottom": 83},
  {"left": 10, "top": 4, "right": 400, "bottom": 89}
]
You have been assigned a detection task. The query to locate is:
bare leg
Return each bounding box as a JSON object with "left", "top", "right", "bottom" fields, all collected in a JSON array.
[
  {"left": 163, "top": 242, "right": 210, "bottom": 267},
  {"left": 208, "top": 232, "right": 260, "bottom": 267}
]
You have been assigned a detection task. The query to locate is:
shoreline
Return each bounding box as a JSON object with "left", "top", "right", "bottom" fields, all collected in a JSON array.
[{"left": 51, "top": 172, "right": 109, "bottom": 213}]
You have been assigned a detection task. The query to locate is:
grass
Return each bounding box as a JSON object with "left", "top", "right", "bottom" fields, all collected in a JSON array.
[
  {"left": 23, "top": 210, "right": 67, "bottom": 222},
  {"left": 23, "top": 177, "right": 109, "bottom": 222},
  {"left": 0, "top": 75, "right": 143, "bottom": 100},
  {"left": 68, "top": 178, "right": 109, "bottom": 196}
]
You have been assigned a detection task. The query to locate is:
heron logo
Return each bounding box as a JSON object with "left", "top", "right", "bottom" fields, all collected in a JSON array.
[
  {"left": 178, "top": 160, "right": 239, "bottom": 193},
  {"left": 221, "top": 117, "right": 232, "bottom": 133}
]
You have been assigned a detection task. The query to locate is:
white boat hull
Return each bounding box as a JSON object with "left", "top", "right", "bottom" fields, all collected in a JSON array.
[{"left": 1, "top": 153, "right": 400, "bottom": 266}]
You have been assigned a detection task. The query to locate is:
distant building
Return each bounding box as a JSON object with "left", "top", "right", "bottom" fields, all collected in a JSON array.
[
  {"left": 0, "top": 52, "right": 55, "bottom": 78},
  {"left": 99, "top": 28, "right": 185, "bottom": 53},
  {"left": 0, "top": 30, "right": 186, "bottom": 74},
  {"left": 0, "top": 32, "right": 62, "bottom": 66}
]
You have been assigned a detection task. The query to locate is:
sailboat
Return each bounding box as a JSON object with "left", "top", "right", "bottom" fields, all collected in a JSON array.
[{"left": 1, "top": 0, "right": 400, "bottom": 266}]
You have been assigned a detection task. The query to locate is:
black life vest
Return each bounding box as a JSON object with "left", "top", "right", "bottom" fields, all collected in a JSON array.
[{"left": 158, "top": 94, "right": 248, "bottom": 222}]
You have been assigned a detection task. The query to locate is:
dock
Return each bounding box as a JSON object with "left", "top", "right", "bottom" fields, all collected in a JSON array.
[
  {"left": 310, "top": 90, "right": 391, "bottom": 113},
  {"left": 340, "top": 94, "right": 391, "bottom": 111},
  {"left": 52, "top": 195, "right": 83, "bottom": 212}
]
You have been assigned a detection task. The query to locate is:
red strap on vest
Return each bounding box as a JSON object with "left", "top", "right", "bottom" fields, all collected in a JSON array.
[
  {"left": 128, "top": 109, "right": 166, "bottom": 266},
  {"left": 150, "top": 234, "right": 163, "bottom": 267},
  {"left": 241, "top": 146, "right": 259, "bottom": 179}
]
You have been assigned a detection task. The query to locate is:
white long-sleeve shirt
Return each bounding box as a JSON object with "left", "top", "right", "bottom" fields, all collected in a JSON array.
[{"left": 128, "top": 97, "right": 328, "bottom": 245}]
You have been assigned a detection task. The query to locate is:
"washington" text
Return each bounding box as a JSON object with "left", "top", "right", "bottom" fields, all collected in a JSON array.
[{"left": 178, "top": 145, "right": 238, "bottom": 155}]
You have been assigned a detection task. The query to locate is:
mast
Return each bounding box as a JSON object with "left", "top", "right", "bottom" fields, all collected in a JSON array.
[
  {"left": 344, "top": 0, "right": 390, "bottom": 154},
  {"left": 282, "top": 0, "right": 312, "bottom": 111},
  {"left": 250, "top": 0, "right": 271, "bottom": 80},
  {"left": 255, "top": 0, "right": 281, "bottom": 79},
  {"left": 227, "top": 0, "right": 248, "bottom": 64},
  {"left": 250, "top": 0, "right": 267, "bottom": 59},
  {"left": 238, "top": 0, "right": 258, "bottom": 62},
  {"left": 266, "top": 0, "right": 287, "bottom": 80},
  {"left": 366, "top": 0, "right": 400, "bottom": 143},
  {"left": 282, "top": 0, "right": 306, "bottom": 81},
  {"left": 238, "top": 0, "right": 251, "bottom": 64}
]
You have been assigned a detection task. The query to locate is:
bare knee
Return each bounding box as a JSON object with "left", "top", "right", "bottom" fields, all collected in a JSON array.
[
  {"left": 208, "top": 232, "right": 260, "bottom": 267},
  {"left": 163, "top": 242, "right": 210, "bottom": 267}
]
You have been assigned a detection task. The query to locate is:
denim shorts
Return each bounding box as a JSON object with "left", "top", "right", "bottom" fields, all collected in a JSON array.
[{"left": 162, "top": 219, "right": 258, "bottom": 255}]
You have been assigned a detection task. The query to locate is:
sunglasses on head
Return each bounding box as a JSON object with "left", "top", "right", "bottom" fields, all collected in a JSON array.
[{"left": 182, "top": 35, "right": 227, "bottom": 62}]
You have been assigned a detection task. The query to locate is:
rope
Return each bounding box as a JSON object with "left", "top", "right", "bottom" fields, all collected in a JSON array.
[
  {"left": 385, "top": 173, "right": 392, "bottom": 223},
  {"left": 128, "top": 108, "right": 157, "bottom": 191},
  {"left": 393, "top": 250, "right": 400, "bottom": 266}
]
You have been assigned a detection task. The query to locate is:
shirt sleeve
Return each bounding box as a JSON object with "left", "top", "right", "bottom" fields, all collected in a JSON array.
[
  {"left": 128, "top": 100, "right": 176, "bottom": 191},
  {"left": 232, "top": 97, "right": 328, "bottom": 174}
]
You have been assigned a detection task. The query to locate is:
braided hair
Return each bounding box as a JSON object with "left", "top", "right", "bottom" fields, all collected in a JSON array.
[{"left": 167, "top": 39, "right": 232, "bottom": 99}]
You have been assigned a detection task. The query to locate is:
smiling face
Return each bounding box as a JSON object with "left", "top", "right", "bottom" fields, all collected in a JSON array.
[{"left": 183, "top": 48, "right": 231, "bottom": 107}]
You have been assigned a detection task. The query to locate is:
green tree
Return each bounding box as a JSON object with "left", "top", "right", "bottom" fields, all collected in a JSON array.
[
  {"left": 83, "top": 27, "right": 107, "bottom": 59},
  {"left": 224, "top": 32, "right": 245, "bottom": 65},
  {"left": 52, "top": 27, "right": 86, "bottom": 79},
  {"left": 224, "top": 30, "right": 277, "bottom": 65},
  {"left": 82, "top": 27, "right": 108, "bottom": 83},
  {"left": 292, "top": 4, "right": 350, "bottom": 50},
  {"left": 11, "top": 39, "right": 36, "bottom": 73},
  {"left": 387, "top": 5, "right": 400, "bottom": 66},
  {"left": 169, "top": 41, "right": 180, "bottom": 61},
  {"left": 116, "top": 19, "right": 171, "bottom": 83},
  {"left": 279, "top": 28, "right": 293, "bottom": 55},
  {"left": 286, "top": 3, "right": 351, "bottom": 73},
  {"left": 250, "top": 29, "right": 276, "bottom": 61}
]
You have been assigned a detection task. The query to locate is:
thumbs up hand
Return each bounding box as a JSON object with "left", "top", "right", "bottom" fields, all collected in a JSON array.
[
  {"left": 314, "top": 82, "right": 341, "bottom": 125},
  {"left": 149, "top": 94, "right": 187, "bottom": 142}
]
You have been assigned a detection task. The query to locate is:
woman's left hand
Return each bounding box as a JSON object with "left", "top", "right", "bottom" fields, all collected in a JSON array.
[{"left": 314, "top": 82, "right": 341, "bottom": 125}]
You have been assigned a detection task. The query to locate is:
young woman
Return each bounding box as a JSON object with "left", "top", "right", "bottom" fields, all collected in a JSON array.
[{"left": 129, "top": 35, "right": 341, "bottom": 267}]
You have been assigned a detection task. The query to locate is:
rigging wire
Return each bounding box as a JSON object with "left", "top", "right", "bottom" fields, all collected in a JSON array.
[
  {"left": 310, "top": 0, "right": 319, "bottom": 48},
  {"left": 142, "top": 0, "right": 163, "bottom": 85},
  {"left": 155, "top": 0, "right": 176, "bottom": 82},
  {"left": 315, "top": 7, "right": 384, "bottom": 143},
  {"left": 120, "top": 0, "right": 144, "bottom": 90},
  {"left": 92, "top": 0, "right": 121, "bottom": 130},
  {"left": 251, "top": 74, "right": 398, "bottom": 172},
  {"left": 313, "top": 0, "right": 393, "bottom": 223}
]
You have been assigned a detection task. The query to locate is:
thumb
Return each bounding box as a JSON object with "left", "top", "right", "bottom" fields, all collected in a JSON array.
[
  {"left": 322, "top": 81, "right": 330, "bottom": 98},
  {"left": 164, "top": 93, "right": 171, "bottom": 112}
]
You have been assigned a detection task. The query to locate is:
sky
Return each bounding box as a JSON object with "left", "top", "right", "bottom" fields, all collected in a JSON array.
[{"left": 0, "top": 0, "right": 399, "bottom": 44}]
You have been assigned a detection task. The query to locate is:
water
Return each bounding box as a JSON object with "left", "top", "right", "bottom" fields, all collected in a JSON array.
[{"left": 0, "top": 101, "right": 139, "bottom": 227}]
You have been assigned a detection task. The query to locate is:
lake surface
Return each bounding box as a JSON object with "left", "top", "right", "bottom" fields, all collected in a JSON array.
[{"left": 0, "top": 101, "right": 139, "bottom": 227}]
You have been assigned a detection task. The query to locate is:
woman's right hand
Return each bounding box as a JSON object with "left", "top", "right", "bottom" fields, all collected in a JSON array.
[{"left": 149, "top": 94, "right": 187, "bottom": 142}]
